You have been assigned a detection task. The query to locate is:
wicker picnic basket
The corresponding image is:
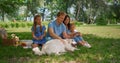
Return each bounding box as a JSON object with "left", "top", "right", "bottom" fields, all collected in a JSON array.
[{"left": 2, "top": 38, "right": 16, "bottom": 46}]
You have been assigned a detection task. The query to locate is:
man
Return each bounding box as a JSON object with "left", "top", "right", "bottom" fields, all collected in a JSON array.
[{"left": 47, "top": 11, "right": 68, "bottom": 43}]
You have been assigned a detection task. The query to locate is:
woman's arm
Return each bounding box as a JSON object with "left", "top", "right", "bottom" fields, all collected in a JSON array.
[
  {"left": 63, "top": 32, "right": 73, "bottom": 39},
  {"left": 74, "top": 32, "right": 82, "bottom": 36},
  {"left": 69, "top": 33, "right": 75, "bottom": 38}
]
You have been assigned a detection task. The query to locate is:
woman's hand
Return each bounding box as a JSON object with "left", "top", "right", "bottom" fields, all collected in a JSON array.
[
  {"left": 74, "top": 32, "right": 82, "bottom": 36},
  {"left": 76, "top": 32, "right": 82, "bottom": 36}
]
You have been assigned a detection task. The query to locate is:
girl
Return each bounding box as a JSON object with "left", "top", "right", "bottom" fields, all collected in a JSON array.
[
  {"left": 31, "top": 15, "right": 46, "bottom": 55},
  {"left": 68, "top": 23, "right": 91, "bottom": 48}
]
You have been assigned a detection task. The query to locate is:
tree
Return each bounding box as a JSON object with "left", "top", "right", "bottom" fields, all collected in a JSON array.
[
  {"left": 73, "top": 0, "right": 108, "bottom": 23},
  {"left": 24, "top": 0, "right": 44, "bottom": 21},
  {"left": 45, "top": 0, "right": 74, "bottom": 20},
  {"left": 0, "top": 0, "right": 25, "bottom": 21}
]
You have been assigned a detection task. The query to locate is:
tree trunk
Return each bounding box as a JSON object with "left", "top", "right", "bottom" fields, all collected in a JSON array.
[
  {"left": 42, "top": 8, "right": 45, "bottom": 21},
  {"left": 75, "top": 4, "right": 80, "bottom": 21},
  {"left": 65, "top": 2, "right": 68, "bottom": 14},
  {"left": 2, "top": 11, "right": 5, "bottom": 22}
]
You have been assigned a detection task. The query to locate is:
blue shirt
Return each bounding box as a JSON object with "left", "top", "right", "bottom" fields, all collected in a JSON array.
[
  {"left": 47, "top": 20, "right": 66, "bottom": 40},
  {"left": 66, "top": 28, "right": 69, "bottom": 34},
  {"left": 31, "top": 25, "right": 46, "bottom": 44}
]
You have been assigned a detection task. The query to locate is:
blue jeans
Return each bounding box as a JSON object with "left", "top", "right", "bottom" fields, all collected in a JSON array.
[{"left": 73, "top": 36, "right": 84, "bottom": 43}]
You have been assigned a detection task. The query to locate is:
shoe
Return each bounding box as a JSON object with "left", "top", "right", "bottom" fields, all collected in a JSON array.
[
  {"left": 32, "top": 47, "right": 42, "bottom": 55},
  {"left": 83, "top": 42, "right": 91, "bottom": 48}
]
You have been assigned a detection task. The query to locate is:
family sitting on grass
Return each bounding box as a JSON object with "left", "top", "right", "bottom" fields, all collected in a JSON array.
[
  {"left": 0, "top": 11, "right": 91, "bottom": 55},
  {"left": 31, "top": 11, "right": 91, "bottom": 55}
]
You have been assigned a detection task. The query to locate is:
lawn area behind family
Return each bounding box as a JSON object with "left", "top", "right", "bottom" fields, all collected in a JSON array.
[{"left": 0, "top": 22, "right": 120, "bottom": 63}]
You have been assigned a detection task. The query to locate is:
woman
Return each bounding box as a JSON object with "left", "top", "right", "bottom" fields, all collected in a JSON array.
[
  {"left": 31, "top": 15, "right": 46, "bottom": 55},
  {"left": 63, "top": 15, "right": 91, "bottom": 48}
]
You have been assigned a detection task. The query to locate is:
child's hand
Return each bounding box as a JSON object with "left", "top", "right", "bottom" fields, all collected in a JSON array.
[
  {"left": 38, "top": 35, "right": 44, "bottom": 40},
  {"left": 35, "top": 37, "right": 39, "bottom": 40},
  {"left": 33, "top": 35, "right": 39, "bottom": 40}
]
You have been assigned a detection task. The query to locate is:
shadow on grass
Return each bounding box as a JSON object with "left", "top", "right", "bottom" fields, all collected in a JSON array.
[
  {"left": 60, "top": 34, "right": 120, "bottom": 63},
  {"left": 0, "top": 33, "right": 120, "bottom": 63}
]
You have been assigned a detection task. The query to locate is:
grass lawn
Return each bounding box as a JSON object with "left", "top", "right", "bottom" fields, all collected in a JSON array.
[{"left": 0, "top": 25, "right": 120, "bottom": 63}]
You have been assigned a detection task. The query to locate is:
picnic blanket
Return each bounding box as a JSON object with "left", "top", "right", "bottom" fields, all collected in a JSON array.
[{"left": 20, "top": 40, "right": 33, "bottom": 49}]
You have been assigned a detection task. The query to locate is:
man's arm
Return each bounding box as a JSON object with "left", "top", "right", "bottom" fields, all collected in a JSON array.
[
  {"left": 62, "top": 32, "right": 71, "bottom": 39},
  {"left": 48, "top": 27, "right": 62, "bottom": 39},
  {"left": 49, "top": 27, "right": 66, "bottom": 44}
]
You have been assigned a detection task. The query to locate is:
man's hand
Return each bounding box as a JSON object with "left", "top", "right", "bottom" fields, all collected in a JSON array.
[{"left": 60, "top": 39, "right": 66, "bottom": 45}]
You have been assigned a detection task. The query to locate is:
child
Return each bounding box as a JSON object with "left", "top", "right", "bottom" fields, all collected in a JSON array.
[
  {"left": 68, "top": 23, "right": 91, "bottom": 48},
  {"left": 31, "top": 15, "right": 46, "bottom": 55}
]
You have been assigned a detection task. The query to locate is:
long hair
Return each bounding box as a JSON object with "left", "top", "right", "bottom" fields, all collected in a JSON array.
[
  {"left": 68, "top": 23, "right": 75, "bottom": 31},
  {"left": 63, "top": 15, "right": 70, "bottom": 30},
  {"left": 33, "top": 15, "right": 42, "bottom": 32}
]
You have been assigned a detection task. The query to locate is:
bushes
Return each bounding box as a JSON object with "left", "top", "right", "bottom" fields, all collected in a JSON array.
[
  {"left": 4, "top": 24, "right": 9, "bottom": 28},
  {"left": 0, "top": 21, "right": 85, "bottom": 28},
  {"left": 21, "top": 23, "right": 26, "bottom": 28},
  {"left": 74, "top": 21, "right": 83, "bottom": 26},
  {"left": 96, "top": 16, "right": 107, "bottom": 25},
  {"left": 16, "top": 22, "right": 20, "bottom": 28},
  {"left": 10, "top": 23, "right": 15, "bottom": 28},
  {"left": 27, "top": 22, "right": 32, "bottom": 28},
  {"left": 0, "top": 22, "right": 33, "bottom": 28}
]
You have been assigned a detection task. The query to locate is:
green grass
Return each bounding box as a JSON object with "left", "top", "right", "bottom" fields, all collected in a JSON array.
[
  {"left": 77, "top": 25, "right": 120, "bottom": 39},
  {"left": 0, "top": 25, "right": 120, "bottom": 63}
]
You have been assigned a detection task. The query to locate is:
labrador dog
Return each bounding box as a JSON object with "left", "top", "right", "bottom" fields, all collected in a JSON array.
[{"left": 39, "top": 39, "right": 78, "bottom": 55}]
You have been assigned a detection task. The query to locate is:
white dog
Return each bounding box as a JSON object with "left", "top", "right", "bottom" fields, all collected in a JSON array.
[{"left": 39, "top": 39, "right": 78, "bottom": 55}]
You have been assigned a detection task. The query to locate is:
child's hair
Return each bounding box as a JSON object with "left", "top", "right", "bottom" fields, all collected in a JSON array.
[
  {"left": 68, "top": 23, "right": 75, "bottom": 30},
  {"left": 33, "top": 15, "right": 42, "bottom": 32}
]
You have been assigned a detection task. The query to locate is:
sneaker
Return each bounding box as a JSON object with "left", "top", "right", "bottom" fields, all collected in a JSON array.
[
  {"left": 83, "top": 42, "right": 91, "bottom": 48},
  {"left": 32, "top": 47, "right": 42, "bottom": 55}
]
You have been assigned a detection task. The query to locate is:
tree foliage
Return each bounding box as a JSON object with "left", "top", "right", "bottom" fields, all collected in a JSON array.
[
  {"left": 0, "top": 0, "right": 119, "bottom": 24},
  {"left": 0, "top": 0, "right": 25, "bottom": 21}
]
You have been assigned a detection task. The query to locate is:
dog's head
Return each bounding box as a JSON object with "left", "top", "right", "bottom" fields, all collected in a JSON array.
[
  {"left": 64, "top": 39, "right": 77, "bottom": 44},
  {"left": 64, "top": 39, "right": 77, "bottom": 51}
]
